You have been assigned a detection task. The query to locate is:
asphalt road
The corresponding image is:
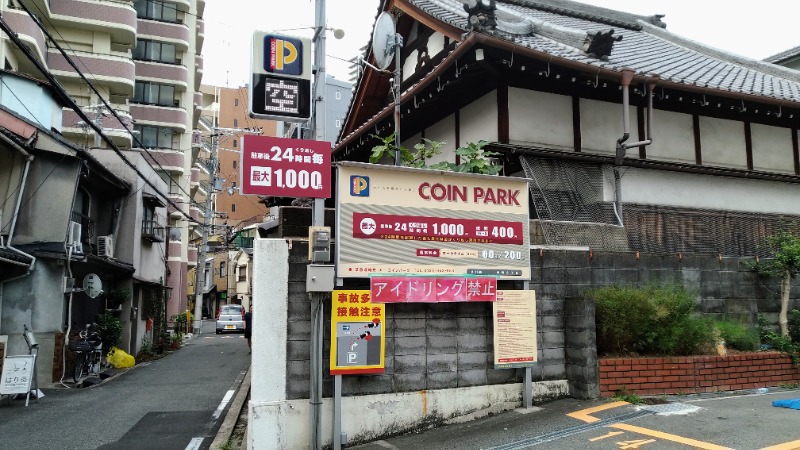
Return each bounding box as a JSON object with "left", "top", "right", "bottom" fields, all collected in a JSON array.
[
  {"left": 350, "top": 388, "right": 800, "bottom": 450},
  {"left": 0, "top": 321, "right": 250, "bottom": 450}
]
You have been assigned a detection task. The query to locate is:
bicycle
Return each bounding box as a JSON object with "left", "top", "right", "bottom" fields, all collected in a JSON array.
[{"left": 69, "top": 323, "right": 103, "bottom": 383}]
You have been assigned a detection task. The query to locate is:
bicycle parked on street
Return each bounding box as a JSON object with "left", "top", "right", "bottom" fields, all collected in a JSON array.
[{"left": 69, "top": 323, "right": 103, "bottom": 383}]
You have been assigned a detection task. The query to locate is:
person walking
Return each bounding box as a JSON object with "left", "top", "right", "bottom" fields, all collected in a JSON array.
[{"left": 243, "top": 305, "right": 253, "bottom": 353}]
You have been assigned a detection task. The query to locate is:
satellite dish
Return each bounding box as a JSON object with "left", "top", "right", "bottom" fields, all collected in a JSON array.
[
  {"left": 372, "top": 12, "right": 396, "bottom": 70},
  {"left": 82, "top": 273, "right": 103, "bottom": 299}
]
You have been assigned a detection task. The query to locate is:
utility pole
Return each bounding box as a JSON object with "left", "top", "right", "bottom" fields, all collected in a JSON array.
[{"left": 192, "top": 126, "right": 259, "bottom": 334}]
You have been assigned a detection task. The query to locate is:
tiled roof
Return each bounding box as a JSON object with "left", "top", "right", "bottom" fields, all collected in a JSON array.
[
  {"left": 765, "top": 45, "right": 800, "bottom": 64},
  {"left": 412, "top": 0, "right": 800, "bottom": 102}
]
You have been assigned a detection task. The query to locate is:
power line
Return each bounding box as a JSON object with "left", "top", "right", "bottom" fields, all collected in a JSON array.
[
  {"left": 0, "top": 15, "right": 199, "bottom": 225},
  {"left": 19, "top": 0, "right": 200, "bottom": 205}
]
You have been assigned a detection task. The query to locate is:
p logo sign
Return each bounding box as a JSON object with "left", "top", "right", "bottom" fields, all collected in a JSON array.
[
  {"left": 350, "top": 176, "right": 369, "bottom": 197},
  {"left": 265, "top": 35, "right": 303, "bottom": 76}
]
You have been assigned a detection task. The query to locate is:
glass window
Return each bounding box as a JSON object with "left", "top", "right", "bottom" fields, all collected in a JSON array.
[
  {"left": 133, "top": 39, "right": 177, "bottom": 64},
  {"left": 233, "top": 139, "right": 237, "bottom": 148},
  {"left": 233, "top": 119, "right": 238, "bottom": 127},
  {"left": 232, "top": 160, "right": 237, "bottom": 169},
  {"left": 135, "top": 0, "right": 179, "bottom": 23},
  {"left": 234, "top": 98, "right": 239, "bottom": 106},
  {"left": 135, "top": 125, "right": 174, "bottom": 149},
  {"left": 220, "top": 262, "right": 226, "bottom": 277},
  {"left": 231, "top": 204, "right": 236, "bottom": 212}
]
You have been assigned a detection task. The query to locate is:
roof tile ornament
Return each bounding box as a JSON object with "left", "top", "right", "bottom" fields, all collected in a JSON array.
[
  {"left": 584, "top": 29, "right": 622, "bottom": 60},
  {"left": 463, "top": 0, "right": 497, "bottom": 32}
]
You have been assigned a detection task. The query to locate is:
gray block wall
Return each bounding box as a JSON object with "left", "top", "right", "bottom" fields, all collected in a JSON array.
[{"left": 283, "top": 241, "right": 790, "bottom": 401}]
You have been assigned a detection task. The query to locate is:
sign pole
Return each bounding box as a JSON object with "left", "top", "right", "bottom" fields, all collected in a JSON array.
[{"left": 523, "top": 280, "right": 532, "bottom": 409}]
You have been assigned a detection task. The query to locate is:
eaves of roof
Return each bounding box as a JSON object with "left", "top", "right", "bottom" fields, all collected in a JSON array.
[
  {"left": 764, "top": 45, "right": 800, "bottom": 64},
  {"left": 338, "top": 0, "right": 800, "bottom": 151}
]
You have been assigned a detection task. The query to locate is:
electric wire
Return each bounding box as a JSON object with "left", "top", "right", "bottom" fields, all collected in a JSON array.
[
  {"left": 19, "top": 0, "right": 203, "bottom": 209},
  {"left": 0, "top": 15, "right": 199, "bottom": 225}
]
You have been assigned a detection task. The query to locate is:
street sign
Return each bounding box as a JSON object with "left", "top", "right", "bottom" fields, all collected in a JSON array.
[
  {"left": 240, "top": 135, "right": 331, "bottom": 198},
  {"left": 249, "top": 31, "right": 312, "bottom": 122},
  {"left": 329, "top": 290, "right": 385, "bottom": 375}
]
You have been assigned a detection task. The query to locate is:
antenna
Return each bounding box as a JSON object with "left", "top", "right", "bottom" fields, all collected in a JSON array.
[{"left": 369, "top": 12, "right": 404, "bottom": 165}]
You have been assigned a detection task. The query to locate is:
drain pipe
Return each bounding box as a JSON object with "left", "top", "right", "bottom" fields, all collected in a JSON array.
[{"left": 614, "top": 69, "right": 657, "bottom": 225}]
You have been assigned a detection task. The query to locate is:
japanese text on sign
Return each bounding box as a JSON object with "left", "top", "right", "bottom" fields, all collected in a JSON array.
[
  {"left": 330, "top": 290, "right": 386, "bottom": 375},
  {"left": 241, "top": 135, "right": 331, "bottom": 198},
  {"left": 370, "top": 276, "right": 497, "bottom": 303}
]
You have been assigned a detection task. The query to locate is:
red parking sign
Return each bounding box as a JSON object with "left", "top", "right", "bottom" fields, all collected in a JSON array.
[{"left": 240, "top": 135, "right": 331, "bottom": 198}]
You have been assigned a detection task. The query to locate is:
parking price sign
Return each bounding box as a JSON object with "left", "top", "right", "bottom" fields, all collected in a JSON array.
[{"left": 240, "top": 135, "right": 331, "bottom": 198}]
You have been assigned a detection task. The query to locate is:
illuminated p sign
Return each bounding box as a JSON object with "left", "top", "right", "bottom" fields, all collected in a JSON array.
[
  {"left": 265, "top": 35, "right": 303, "bottom": 76},
  {"left": 350, "top": 176, "right": 369, "bottom": 197}
]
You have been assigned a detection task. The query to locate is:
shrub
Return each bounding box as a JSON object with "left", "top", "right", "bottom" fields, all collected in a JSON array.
[
  {"left": 713, "top": 319, "right": 760, "bottom": 351},
  {"left": 590, "top": 284, "right": 712, "bottom": 356},
  {"left": 96, "top": 311, "right": 122, "bottom": 351},
  {"left": 789, "top": 309, "right": 800, "bottom": 343}
]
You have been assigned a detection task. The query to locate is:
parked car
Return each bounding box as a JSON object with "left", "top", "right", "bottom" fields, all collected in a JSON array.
[{"left": 216, "top": 304, "right": 245, "bottom": 334}]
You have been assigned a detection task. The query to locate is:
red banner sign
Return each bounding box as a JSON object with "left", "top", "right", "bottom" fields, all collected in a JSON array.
[
  {"left": 370, "top": 276, "right": 497, "bottom": 303},
  {"left": 240, "top": 135, "right": 331, "bottom": 198},
  {"left": 353, "top": 212, "right": 524, "bottom": 244}
]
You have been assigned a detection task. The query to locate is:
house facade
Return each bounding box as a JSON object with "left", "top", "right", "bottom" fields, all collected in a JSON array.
[{"left": 248, "top": 0, "right": 800, "bottom": 447}]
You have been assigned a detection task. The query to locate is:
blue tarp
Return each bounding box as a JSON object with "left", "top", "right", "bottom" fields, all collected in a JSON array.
[{"left": 772, "top": 398, "right": 800, "bottom": 410}]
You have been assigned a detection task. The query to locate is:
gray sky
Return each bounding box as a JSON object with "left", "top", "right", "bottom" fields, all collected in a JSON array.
[{"left": 201, "top": 0, "right": 800, "bottom": 88}]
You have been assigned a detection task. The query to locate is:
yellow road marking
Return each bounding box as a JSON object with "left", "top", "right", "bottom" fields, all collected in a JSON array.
[
  {"left": 590, "top": 431, "right": 625, "bottom": 442},
  {"left": 760, "top": 440, "right": 800, "bottom": 450},
  {"left": 617, "top": 439, "right": 656, "bottom": 449},
  {"left": 611, "top": 423, "right": 732, "bottom": 450},
  {"left": 567, "top": 401, "right": 629, "bottom": 423}
]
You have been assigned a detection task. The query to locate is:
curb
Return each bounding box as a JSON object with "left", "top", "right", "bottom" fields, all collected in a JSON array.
[{"left": 210, "top": 366, "right": 251, "bottom": 450}]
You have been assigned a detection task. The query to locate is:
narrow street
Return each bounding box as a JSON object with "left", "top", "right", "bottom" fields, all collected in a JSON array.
[{"left": 0, "top": 321, "right": 250, "bottom": 450}]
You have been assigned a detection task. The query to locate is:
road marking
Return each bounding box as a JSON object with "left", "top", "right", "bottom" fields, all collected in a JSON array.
[
  {"left": 568, "top": 401, "right": 629, "bottom": 423},
  {"left": 212, "top": 389, "right": 236, "bottom": 420},
  {"left": 591, "top": 431, "right": 625, "bottom": 441},
  {"left": 761, "top": 440, "right": 800, "bottom": 450},
  {"left": 610, "top": 423, "right": 732, "bottom": 450},
  {"left": 184, "top": 437, "right": 203, "bottom": 450},
  {"left": 373, "top": 441, "right": 401, "bottom": 449},
  {"left": 617, "top": 439, "right": 656, "bottom": 448}
]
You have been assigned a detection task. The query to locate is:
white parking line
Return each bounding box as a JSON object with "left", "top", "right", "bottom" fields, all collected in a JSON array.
[
  {"left": 184, "top": 437, "right": 203, "bottom": 450},
  {"left": 212, "top": 389, "right": 236, "bottom": 421}
]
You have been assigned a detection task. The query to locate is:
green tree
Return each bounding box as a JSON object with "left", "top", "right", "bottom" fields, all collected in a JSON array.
[
  {"left": 752, "top": 231, "right": 800, "bottom": 337},
  {"left": 369, "top": 134, "right": 502, "bottom": 175}
]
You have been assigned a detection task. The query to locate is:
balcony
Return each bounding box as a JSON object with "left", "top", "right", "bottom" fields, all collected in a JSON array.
[
  {"left": 190, "top": 205, "right": 203, "bottom": 222},
  {"left": 190, "top": 166, "right": 200, "bottom": 187},
  {"left": 196, "top": 0, "right": 205, "bottom": 16},
  {"left": 49, "top": 0, "right": 137, "bottom": 47},
  {"left": 136, "top": 19, "right": 190, "bottom": 51},
  {"left": 129, "top": 104, "right": 187, "bottom": 131},
  {"left": 142, "top": 220, "right": 165, "bottom": 242},
  {"left": 135, "top": 60, "right": 188, "bottom": 89},
  {"left": 4, "top": 10, "right": 47, "bottom": 65},
  {"left": 188, "top": 245, "right": 197, "bottom": 267},
  {"left": 196, "top": 18, "right": 204, "bottom": 53},
  {"left": 49, "top": 50, "right": 135, "bottom": 96},
  {"left": 61, "top": 108, "right": 134, "bottom": 148},
  {"left": 142, "top": 148, "right": 185, "bottom": 174}
]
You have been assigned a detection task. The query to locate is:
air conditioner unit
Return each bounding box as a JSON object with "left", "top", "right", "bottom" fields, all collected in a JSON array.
[
  {"left": 67, "top": 221, "right": 83, "bottom": 253},
  {"left": 98, "top": 235, "right": 114, "bottom": 258}
]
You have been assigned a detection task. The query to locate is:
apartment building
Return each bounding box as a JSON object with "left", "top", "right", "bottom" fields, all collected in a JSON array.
[{"left": 0, "top": 0, "right": 205, "bottom": 380}]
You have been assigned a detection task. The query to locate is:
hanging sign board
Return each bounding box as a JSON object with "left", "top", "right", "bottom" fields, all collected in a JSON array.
[
  {"left": 249, "top": 31, "right": 312, "bottom": 122},
  {"left": 492, "top": 290, "right": 537, "bottom": 369},
  {"left": 330, "top": 290, "right": 385, "bottom": 375},
  {"left": 0, "top": 355, "right": 35, "bottom": 395},
  {"left": 240, "top": 135, "right": 331, "bottom": 198},
  {"left": 336, "top": 162, "right": 531, "bottom": 280}
]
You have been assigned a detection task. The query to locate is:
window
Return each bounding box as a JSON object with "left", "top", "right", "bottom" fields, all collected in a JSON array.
[
  {"left": 134, "top": 0, "right": 178, "bottom": 22},
  {"left": 133, "top": 81, "right": 175, "bottom": 107},
  {"left": 134, "top": 125, "right": 174, "bottom": 149},
  {"left": 234, "top": 98, "right": 239, "bottom": 106},
  {"left": 335, "top": 90, "right": 341, "bottom": 100},
  {"left": 335, "top": 119, "right": 341, "bottom": 128},
  {"left": 219, "top": 262, "right": 226, "bottom": 277},
  {"left": 233, "top": 139, "right": 237, "bottom": 148},
  {"left": 233, "top": 119, "right": 238, "bottom": 127},
  {"left": 231, "top": 203, "right": 236, "bottom": 212},
  {"left": 237, "top": 266, "right": 247, "bottom": 282},
  {"left": 232, "top": 160, "right": 237, "bottom": 169},
  {"left": 133, "top": 39, "right": 177, "bottom": 64}
]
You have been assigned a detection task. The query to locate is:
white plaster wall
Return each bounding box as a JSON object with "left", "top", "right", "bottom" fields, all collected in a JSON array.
[
  {"left": 249, "top": 380, "right": 568, "bottom": 449},
  {"left": 403, "top": 49, "right": 418, "bottom": 82},
  {"left": 581, "top": 98, "right": 634, "bottom": 155},
  {"left": 509, "top": 89, "right": 572, "bottom": 150},
  {"left": 428, "top": 32, "right": 446, "bottom": 55},
  {"left": 618, "top": 167, "right": 800, "bottom": 214},
  {"left": 460, "top": 91, "right": 497, "bottom": 145},
  {"left": 751, "top": 123, "right": 794, "bottom": 174},
  {"left": 644, "top": 109, "right": 695, "bottom": 164},
  {"left": 699, "top": 117, "right": 747, "bottom": 169},
  {"left": 250, "top": 238, "right": 288, "bottom": 403},
  {"left": 425, "top": 114, "right": 456, "bottom": 165}
]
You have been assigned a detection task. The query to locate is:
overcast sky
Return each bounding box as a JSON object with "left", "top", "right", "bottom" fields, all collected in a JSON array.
[{"left": 201, "top": 0, "right": 800, "bottom": 88}]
